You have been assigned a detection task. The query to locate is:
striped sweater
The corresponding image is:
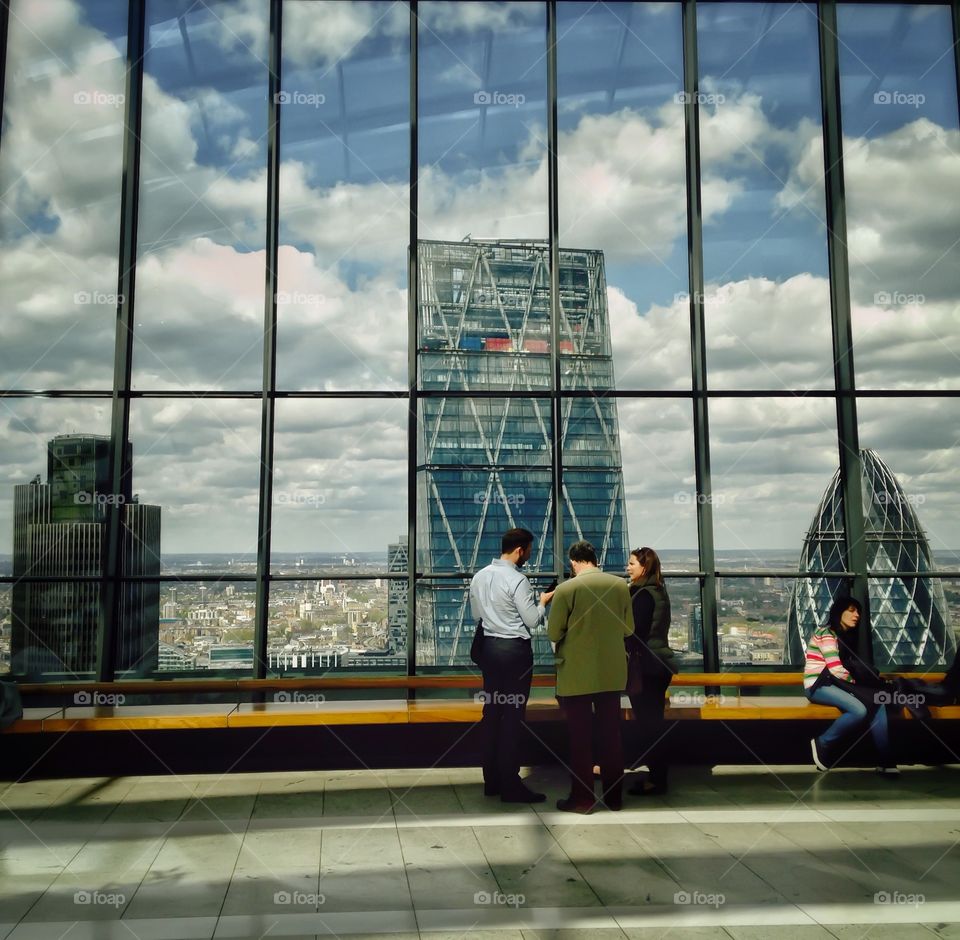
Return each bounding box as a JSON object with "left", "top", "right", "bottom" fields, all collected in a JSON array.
[{"left": 803, "top": 625, "right": 851, "bottom": 690}]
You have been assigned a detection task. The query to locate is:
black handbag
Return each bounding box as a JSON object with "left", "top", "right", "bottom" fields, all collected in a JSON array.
[{"left": 469, "top": 620, "right": 485, "bottom": 666}]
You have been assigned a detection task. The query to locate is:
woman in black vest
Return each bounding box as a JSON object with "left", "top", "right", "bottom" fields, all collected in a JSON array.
[{"left": 625, "top": 546, "right": 677, "bottom": 796}]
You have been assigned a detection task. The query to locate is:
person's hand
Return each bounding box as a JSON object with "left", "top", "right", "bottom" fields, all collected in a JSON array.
[{"left": 539, "top": 590, "right": 555, "bottom": 606}]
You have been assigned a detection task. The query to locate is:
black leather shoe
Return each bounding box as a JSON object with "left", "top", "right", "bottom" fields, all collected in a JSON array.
[
  {"left": 483, "top": 783, "right": 500, "bottom": 797},
  {"left": 627, "top": 780, "right": 666, "bottom": 797},
  {"left": 500, "top": 786, "right": 546, "bottom": 804},
  {"left": 555, "top": 797, "right": 594, "bottom": 814}
]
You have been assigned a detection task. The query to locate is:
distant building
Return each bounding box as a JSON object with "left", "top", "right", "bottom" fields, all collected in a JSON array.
[
  {"left": 386, "top": 536, "right": 408, "bottom": 657},
  {"left": 416, "top": 239, "right": 628, "bottom": 666},
  {"left": 785, "top": 449, "right": 955, "bottom": 668},
  {"left": 11, "top": 435, "right": 161, "bottom": 675}
]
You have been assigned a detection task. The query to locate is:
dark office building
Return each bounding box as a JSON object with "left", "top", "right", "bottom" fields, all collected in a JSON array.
[
  {"left": 11, "top": 435, "right": 161, "bottom": 675},
  {"left": 416, "top": 240, "right": 628, "bottom": 666},
  {"left": 785, "top": 449, "right": 955, "bottom": 668}
]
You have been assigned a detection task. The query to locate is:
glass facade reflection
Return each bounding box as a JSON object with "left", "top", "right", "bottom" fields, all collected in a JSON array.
[
  {"left": 786, "top": 450, "right": 956, "bottom": 668},
  {"left": 417, "top": 240, "right": 627, "bottom": 666},
  {"left": 1, "top": 1, "right": 958, "bottom": 680}
]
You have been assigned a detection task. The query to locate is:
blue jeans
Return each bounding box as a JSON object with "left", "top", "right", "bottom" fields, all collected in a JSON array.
[{"left": 808, "top": 683, "right": 892, "bottom": 764}]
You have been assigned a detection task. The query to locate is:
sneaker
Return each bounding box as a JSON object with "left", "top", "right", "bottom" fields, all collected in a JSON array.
[
  {"left": 811, "top": 737, "right": 831, "bottom": 772},
  {"left": 875, "top": 766, "right": 901, "bottom": 778}
]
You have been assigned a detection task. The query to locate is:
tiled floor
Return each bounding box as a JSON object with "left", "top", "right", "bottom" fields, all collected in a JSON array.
[{"left": 2, "top": 763, "right": 960, "bottom": 939}]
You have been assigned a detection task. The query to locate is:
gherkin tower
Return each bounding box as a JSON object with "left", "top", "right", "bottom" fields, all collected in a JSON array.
[{"left": 785, "top": 449, "right": 954, "bottom": 668}]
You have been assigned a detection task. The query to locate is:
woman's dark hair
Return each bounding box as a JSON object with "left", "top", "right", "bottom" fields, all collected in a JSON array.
[
  {"left": 631, "top": 547, "right": 663, "bottom": 587},
  {"left": 827, "top": 595, "right": 862, "bottom": 634}
]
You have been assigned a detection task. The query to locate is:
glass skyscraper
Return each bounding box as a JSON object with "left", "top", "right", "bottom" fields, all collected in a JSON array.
[
  {"left": 785, "top": 449, "right": 955, "bottom": 668},
  {"left": 416, "top": 239, "right": 628, "bottom": 667},
  {"left": 11, "top": 435, "right": 161, "bottom": 675}
]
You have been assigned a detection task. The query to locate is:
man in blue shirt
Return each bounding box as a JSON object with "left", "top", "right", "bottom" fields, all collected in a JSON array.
[{"left": 470, "top": 527, "right": 554, "bottom": 803}]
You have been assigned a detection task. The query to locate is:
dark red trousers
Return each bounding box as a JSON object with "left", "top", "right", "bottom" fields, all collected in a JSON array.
[{"left": 560, "top": 691, "right": 623, "bottom": 805}]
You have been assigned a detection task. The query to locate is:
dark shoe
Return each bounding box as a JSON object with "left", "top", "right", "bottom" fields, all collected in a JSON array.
[
  {"left": 483, "top": 783, "right": 499, "bottom": 797},
  {"left": 604, "top": 796, "right": 623, "bottom": 811},
  {"left": 811, "top": 737, "right": 831, "bottom": 772},
  {"left": 556, "top": 797, "right": 594, "bottom": 814},
  {"left": 627, "top": 780, "right": 666, "bottom": 797},
  {"left": 500, "top": 786, "right": 546, "bottom": 804}
]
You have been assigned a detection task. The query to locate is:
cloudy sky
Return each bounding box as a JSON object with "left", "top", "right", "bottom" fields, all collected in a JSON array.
[{"left": 0, "top": 0, "right": 958, "bottom": 567}]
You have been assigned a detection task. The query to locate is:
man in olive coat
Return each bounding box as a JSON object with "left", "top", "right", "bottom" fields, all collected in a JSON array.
[{"left": 548, "top": 539, "right": 633, "bottom": 813}]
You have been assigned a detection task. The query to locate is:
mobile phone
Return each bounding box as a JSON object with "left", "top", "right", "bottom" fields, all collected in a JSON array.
[{"left": 546, "top": 579, "right": 558, "bottom": 593}]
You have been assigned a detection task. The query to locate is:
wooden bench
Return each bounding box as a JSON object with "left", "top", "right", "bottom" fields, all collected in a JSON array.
[{"left": 5, "top": 672, "right": 956, "bottom": 733}]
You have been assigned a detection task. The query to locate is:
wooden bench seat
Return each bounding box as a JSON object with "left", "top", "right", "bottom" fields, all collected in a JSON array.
[{"left": 7, "top": 691, "right": 958, "bottom": 733}]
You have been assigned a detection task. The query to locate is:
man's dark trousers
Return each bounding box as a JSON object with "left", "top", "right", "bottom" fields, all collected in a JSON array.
[
  {"left": 480, "top": 636, "right": 534, "bottom": 793},
  {"left": 561, "top": 691, "right": 623, "bottom": 806}
]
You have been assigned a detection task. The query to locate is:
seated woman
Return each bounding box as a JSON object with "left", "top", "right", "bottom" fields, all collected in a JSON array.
[{"left": 804, "top": 596, "right": 898, "bottom": 776}]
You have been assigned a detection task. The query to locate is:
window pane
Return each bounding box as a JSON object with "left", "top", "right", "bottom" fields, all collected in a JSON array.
[
  {"left": 0, "top": 585, "right": 10, "bottom": 675},
  {"left": 0, "top": 0, "right": 127, "bottom": 389},
  {"left": 839, "top": 4, "right": 960, "bottom": 389},
  {"left": 271, "top": 399, "right": 407, "bottom": 569},
  {"left": 415, "top": 576, "right": 555, "bottom": 669},
  {"left": 558, "top": 2, "right": 691, "bottom": 391},
  {"left": 418, "top": 1, "right": 547, "bottom": 241},
  {"left": 617, "top": 399, "right": 698, "bottom": 560},
  {"left": 276, "top": 1, "right": 409, "bottom": 390},
  {"left": 152, "top": 580, "right": 256, "bottom": 675},
  {"left": 128, "top": 399, "right": 261, "bottom": 574},
  {"left": 857, "top": 397, "right": 958, "bottom": 667},
  {"left": 133, "top": 0, "right": 268, "bottom": 390},
  {"left": 268, "top": 578, "right": 402, "bottom": 674},
  {"left": 665, "top": 577, "right": 705, "bottom": 669},
  {"left": 1, "top": 399, "right": 111, "bottom": 676},
  {"left": 721, "top": 576, "right": 797, "bottom": 667},
  {"left": 698, "top": 2, "right": 833, "bottom": 390},
  {"left": 710, "top": 397, "right": 841, "bottom": 562},
  {"left": 418, "top": 2, "right": 549, "bottom": 392}
]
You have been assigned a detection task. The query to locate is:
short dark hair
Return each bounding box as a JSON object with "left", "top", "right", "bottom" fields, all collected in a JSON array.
[
  {"left": 502, "top": 527, "right": 535, "bottom": 555},
  {"left": 568, "top": 540, "right": 598, "bottom": 565}
]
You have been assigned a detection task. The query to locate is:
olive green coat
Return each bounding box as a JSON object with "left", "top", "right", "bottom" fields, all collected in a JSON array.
[{"left": 548, "top": 568, "right": 634, "bottom": 697}]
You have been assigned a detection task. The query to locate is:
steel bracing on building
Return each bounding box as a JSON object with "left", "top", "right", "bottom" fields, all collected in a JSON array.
[
  {"left": 416, "top": 239, "right": 628, "bottom": 667},
  {"left": 785, "top": 449, "right": 955, "bottom": 669}
]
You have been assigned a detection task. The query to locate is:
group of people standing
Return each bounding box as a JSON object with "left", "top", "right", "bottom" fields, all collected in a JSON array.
[
  {"left": 470, "top": 527, "right": 960, "bottom": 812},
  {"left": 469, "top": 528, "right": 675, "bottom": 813}
]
